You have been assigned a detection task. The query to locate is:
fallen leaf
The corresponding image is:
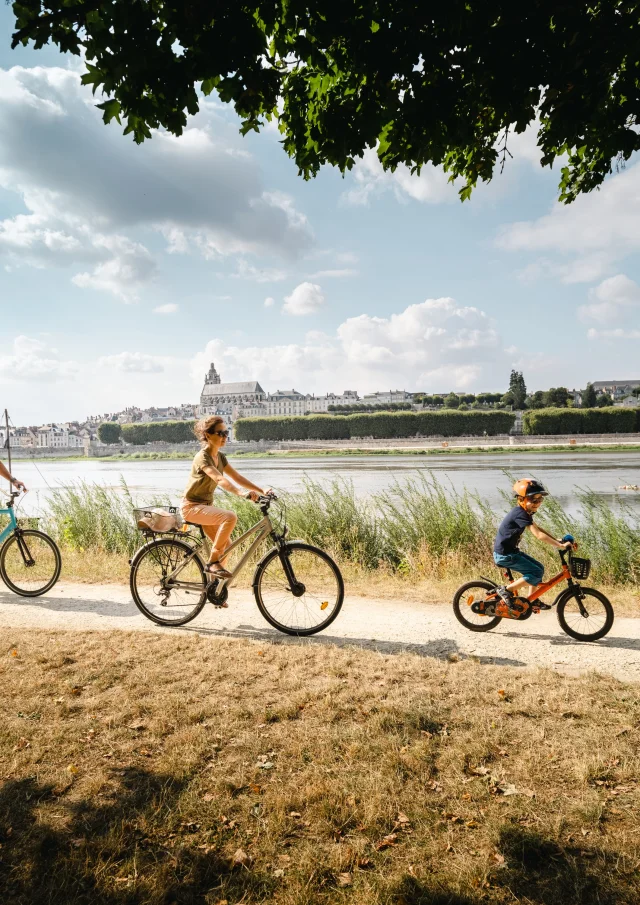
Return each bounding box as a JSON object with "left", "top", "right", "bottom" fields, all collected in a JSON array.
[
  {"left": 288, "top": 811, "right": 302, "bottom": 818},
  {"left": 232, "top": 848, "right": 251, "bottom": 868},
  {"left": 396, "top": 812, "right": 411, "bottom": 826},
  {"left": 138, "top": 747, "right": 153, "bottom": 757},
  {"left": 203, "top": 792, "right": 215, "bottom": 802},
  {"left": 461, "top": 793, "right": 471, "bottom": 801},
  {"left": 429, "top": 781, "right": 443, "bottom": 792},
  {"left": 249, "top": 783, "right": 262, "bottom": 794},
  {"left": 67, "top": 765, "right": 79, "bottom": 775},
  {"left": 70, "top": 686, "right": 83, "bottom": 696},
  {"left": 465, "top": 819, "right": 479, "bottom": 828},
  {"left": 128, "top": 721, "right": 146, "bottom": 731},
  {"left": 375, "top": 833, "right": 398, "bottom": 851},
  {"left": 13, "top": 737, "right": 30, "bottom": 751},
  {"left": 492, "top": 852, "right": 505, "bottom": 865},
  {"left": 257, "top": 761, "right": 274, "bottom": 770},
  {"left": 10, "top": 650, "right": 17, "bottom": 658},
  {"left": 497, "top": 782, "right": 519, "bottom": 796},
  {"left": 357, "top": 857, "right": 374, "bottom": 870},
  {"left": 447, "top": 653, "right": 459, "bottom": 663},
  {"left": 273, "top": 868, "right": 285, "bottom": 878},
  {"left": 471, "top": 765, "right": 490, "bottom": 776},
  {"left": 337, "top": 873, "right": 352, "bottom": 887}
]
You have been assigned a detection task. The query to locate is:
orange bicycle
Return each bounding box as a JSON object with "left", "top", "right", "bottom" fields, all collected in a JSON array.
[{"left": 453, "top": 534, "right": 614, "bottom": 642}]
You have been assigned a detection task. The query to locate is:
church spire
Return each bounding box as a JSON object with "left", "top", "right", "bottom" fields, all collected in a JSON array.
[{"left": 205, "top": 362, "right": 221, "bottom": 385}]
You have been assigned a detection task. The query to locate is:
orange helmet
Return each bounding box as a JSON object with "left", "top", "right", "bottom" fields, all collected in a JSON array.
[{"left": 513, "top": 478, "right": 548, "bottom": 500}]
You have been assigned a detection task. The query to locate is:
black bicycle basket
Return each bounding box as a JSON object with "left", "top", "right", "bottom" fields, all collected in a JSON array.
[{"left": 569, "top": 556, "right": 591, "bottom": 580}]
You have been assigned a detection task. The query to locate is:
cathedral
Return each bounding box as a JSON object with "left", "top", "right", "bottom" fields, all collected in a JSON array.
[{"left": 198, "top": 363, "right": 266, "bottom": 417}]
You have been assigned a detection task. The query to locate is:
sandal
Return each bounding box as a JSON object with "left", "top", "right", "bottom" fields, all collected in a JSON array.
[{"left": 205, "top": 561, "right": 232, "bottom": 580}]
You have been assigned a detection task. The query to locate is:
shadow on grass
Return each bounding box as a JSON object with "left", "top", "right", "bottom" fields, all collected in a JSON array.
[
  {"left": 0, "top": 769, "right": 274, "bottom": 905},
  {"left": 394, "top": 876, "right": 477, "bottom": 904},
  {"left": 493, "top": 826, "right": 639, "bottom": 905}
]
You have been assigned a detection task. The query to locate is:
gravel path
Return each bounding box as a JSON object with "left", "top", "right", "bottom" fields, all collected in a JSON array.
[{"left": 1, "top": 583, "right": 639, "bottom": 681}]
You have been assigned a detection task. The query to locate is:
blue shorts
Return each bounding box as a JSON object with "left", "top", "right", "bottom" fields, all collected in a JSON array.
[{"left": 493, "top": 551, "right": 544, "bottom": 586}]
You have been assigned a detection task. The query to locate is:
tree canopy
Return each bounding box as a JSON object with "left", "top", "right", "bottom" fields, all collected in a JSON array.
[{"left": 10, "top": 1, "right": 640, "bottom": 202}]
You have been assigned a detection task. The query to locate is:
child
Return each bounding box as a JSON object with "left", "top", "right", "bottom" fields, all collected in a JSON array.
[{"left": 493, "top": 479, "right": 575, "bottom": 605}]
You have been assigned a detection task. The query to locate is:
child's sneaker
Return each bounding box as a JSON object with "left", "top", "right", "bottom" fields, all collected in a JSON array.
[{"left": 496, "top": 586, "right": 515, "bottom": 605}]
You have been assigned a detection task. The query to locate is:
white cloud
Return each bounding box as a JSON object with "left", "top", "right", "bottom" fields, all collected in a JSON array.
[
  {"left": 282, "top": 282, "right": 325, "bottom": 316},
  {"left": 193, "top": 296, "right": 505, "bottom": 393},
  {"left": 0, "top": 65, "right": 312, "bottom": 299},
  {"left": 343, "top": 148, "right": 458, "bottom": 206},
  {"left": 153, "top": 303, "right": 179, "bottom": 315},
  {"left": 308, "top": 268, "right": 358, "bottom": 279},
  {"left": 498, "top": 162, "right": 640, "bottom": 283},
  {"left": 72, "top": 235, "right": 156, "bottom": 301},
  {"left": 264, "top": 296, "right": 275, "bottom": 308},
  {"left": 98, "top": 352, "right": 167, "bottom": 373},
  {"left": 0, "top": 335, "right": 79, "bottom": 381},
  {"left": 579, "top": 275, "right": 640, "bottom": 339}
]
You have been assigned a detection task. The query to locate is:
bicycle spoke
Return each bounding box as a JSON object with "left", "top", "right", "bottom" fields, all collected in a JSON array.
[
  {"left": 257, "top": 547, "right": 342, "bottom": 634},
  {"left": 1, "top": 531, "right": 61, "bottom": 596},
  {"left": 132, "top": 541, "right": 206, "bottom": 625}
]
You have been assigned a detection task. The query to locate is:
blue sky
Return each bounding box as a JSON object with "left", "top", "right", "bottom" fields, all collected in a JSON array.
[{"left": 1, "top": 6, "right": 640, "bottom": 425}]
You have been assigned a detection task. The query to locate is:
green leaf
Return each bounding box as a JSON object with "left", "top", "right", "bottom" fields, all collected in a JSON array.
[{"left": 96, "top": 99, "right": 121, "bottom": 125}]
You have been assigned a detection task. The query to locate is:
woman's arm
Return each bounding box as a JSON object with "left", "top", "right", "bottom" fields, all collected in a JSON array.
[
  {"left": 0, "top": 461, "right": 26, "bottom": 491},
  {"left": 223, "top": 463, "right": 267, "bottom": 496}
]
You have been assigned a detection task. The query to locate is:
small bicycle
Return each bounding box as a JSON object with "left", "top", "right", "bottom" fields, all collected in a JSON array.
[
  {"left": 453, "top": 535, "right": 614, "bottom": 642},
  {"left": 0, "top": 491, "right": 61, "bottom": 596},
  {"left": 129, "top": 492, "right": 344, "bottom": 635}
]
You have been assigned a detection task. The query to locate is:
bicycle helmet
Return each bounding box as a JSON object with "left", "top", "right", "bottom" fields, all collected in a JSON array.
[{"left": 513, "top": 478, "right": 548, "bottom": 499}]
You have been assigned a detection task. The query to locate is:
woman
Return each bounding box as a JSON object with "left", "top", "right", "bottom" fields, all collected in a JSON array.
[{"left": 182, "top": 415, "right": 270, "bottom": 581}]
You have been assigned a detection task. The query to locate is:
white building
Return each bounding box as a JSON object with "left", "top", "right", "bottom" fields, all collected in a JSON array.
[
  {"left": 362, "top": 390, "right": 414, "bottom": 405},
  {"left": 592, "top": 380, "right": 640, "bottom": 400},
  {"left": 234, "top": 389, "right": 361, "bottom": 419},
  {"left": 38, "top": 425, "right": 69, "bottom": 447}
]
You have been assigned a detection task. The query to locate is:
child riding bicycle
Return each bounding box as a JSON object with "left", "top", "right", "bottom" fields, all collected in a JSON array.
[{"left": 494, "top": 479, "right": 576, "bottom": 607}]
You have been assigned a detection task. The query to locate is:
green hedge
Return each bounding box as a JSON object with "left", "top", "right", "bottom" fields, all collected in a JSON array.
[
  {"left": 522, "top": 407, "right": 640, "bottom": 435},
  {"left": 234, "top": 410, "right": 515, "bottom": 442},
  {"left": 121, "top": 420, "right": 196, "bottom": 445}
]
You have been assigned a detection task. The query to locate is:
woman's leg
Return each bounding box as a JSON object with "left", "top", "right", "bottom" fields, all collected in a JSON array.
[{"left": 181, "top": 501, "right": 238, "bottom": 563}]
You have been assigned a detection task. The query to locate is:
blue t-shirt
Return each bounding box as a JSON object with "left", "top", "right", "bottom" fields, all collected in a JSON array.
[{"left": 494, "top": 505, "right": 533, "bottom": 554}]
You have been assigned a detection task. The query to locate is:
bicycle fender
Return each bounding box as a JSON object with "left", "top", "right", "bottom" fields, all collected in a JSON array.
[
  {"left": 129, "top": 537, "right": 203, "bottom": 567},
  {"left": 552, "top": 585, "right": 579, "bottom": 609}
]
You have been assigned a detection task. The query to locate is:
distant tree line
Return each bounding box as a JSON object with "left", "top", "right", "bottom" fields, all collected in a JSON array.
[
  {"left": 99, "top": 420, "right": 197, "bottom": 445},
  {"left": 523, "top": 407, "right": 640, "bottom": 435},
  {"left": 235, "top": 410, "right": 515, "bottom": 442},
  {"left": 328, "top": 402, "right": 412, "bottom": 413}
]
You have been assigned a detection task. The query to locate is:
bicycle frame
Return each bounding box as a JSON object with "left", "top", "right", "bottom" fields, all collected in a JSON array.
[
  {"left": 525, "top": 562, "right": 571, "bottom": 603},
  {"left": 0, "top": 506, "right": 18, "bottom": 545},
  {"left": 161, "top": 513, "right": 276, "bottom": 591}
]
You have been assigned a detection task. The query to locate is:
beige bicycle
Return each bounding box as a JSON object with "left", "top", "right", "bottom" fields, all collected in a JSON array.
[{"left": 129, "top": 492, "right": 344, "bottom": 635}]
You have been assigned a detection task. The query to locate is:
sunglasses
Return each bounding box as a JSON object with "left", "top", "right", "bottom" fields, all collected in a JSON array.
[
  {"left": 206, "top": 427, "right": 229, "bottom": 438},
  {"left": 528, "top": 495, "right": 545, "bottom": 504}
]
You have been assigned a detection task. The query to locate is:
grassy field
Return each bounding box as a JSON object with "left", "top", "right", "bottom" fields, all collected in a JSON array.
[{"left": 1, "top": 629, "right": 639, "bottom": 904}]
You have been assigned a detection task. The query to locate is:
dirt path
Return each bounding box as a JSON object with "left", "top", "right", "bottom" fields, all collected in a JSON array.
[{"left": 1, "top": 582, "right": 639, "bottom": 681}]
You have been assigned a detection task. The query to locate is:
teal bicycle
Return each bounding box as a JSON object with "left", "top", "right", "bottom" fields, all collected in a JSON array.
[{"left": 0, "top": 491, "right": 61, "bottom": 596}]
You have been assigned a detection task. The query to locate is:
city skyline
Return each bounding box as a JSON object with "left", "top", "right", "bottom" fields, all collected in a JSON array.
[{"left": 2, "top": 6, "right": 640, "bottom": 425}]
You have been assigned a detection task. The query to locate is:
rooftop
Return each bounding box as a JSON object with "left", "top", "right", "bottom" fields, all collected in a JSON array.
[{"left": 202, "top": 381, "right": 265, "bottom": 397}]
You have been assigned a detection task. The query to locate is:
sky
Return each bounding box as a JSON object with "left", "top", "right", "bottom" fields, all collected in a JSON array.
[{"left": 1, "top": 7, "right": 640, "bottom": 425}]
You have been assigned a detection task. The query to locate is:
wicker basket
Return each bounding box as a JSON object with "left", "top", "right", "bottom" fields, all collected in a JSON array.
[{"left": 569, "top": 556, "right": 591, "bottom": 580}]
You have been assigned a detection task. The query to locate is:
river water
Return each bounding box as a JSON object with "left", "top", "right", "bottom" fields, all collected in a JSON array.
[{"left": 9, "top": 450, "right": 640, "bottom": 518}]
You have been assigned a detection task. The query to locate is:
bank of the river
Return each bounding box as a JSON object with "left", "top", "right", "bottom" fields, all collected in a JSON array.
[{"left": 26, "top": 442, "right": 640, "bottom": 463}]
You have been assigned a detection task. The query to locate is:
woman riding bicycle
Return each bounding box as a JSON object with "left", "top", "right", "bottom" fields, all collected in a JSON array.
[{"left": 181, "top": 416, "right": 271, "bottom": 581}]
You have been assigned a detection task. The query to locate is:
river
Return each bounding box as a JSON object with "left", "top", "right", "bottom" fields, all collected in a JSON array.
[{"left": 9, "top": 450, "right": 640, "bottom": 518}]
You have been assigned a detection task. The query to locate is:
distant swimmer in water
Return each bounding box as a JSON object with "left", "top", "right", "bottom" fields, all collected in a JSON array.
[{"left": 619, "top": 484, "right": 640, "bottom": 491}]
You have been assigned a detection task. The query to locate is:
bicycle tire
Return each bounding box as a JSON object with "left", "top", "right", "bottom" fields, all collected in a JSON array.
[
  {"left": 0, "top": 529, "right": 61, "bottom": 597},
  {"left": 130, "top": 538, "right": 207, "bottom": 626},
  {"left": 557, "top": 587, "right": 614, "bottom": 642},
  {"left": 452, "top": 580, "right": 503, "bottom": 632},
  {"left": 253, "top": 542, "right": 344, "bottom": 636}
]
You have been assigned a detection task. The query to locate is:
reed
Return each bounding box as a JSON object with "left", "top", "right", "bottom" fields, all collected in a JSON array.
[{"left": 40, "top": 475, "right": 640, "bottom": 590}]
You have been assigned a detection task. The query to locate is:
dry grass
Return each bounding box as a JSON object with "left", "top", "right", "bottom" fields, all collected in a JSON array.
[{"left": 1, "top": 629, "right": 639, "bottom": 904}]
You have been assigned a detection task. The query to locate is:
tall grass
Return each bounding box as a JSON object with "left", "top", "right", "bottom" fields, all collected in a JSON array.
[{"left": 41, "top": 475, "right": 640, "bottom": 589}]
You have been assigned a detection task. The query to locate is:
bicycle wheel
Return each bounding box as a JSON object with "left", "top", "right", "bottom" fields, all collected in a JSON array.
[
  {"left": 130, "top": 538, "right": 207, "bottom": 626},
  {"left": 452, "top": 581, "right": 503, "bottom": 632},
  {"left": 253, "top": 542, "right": 344, "bottom": 636},
  {"left": 557, "top": 587, "right": 614, "bottom": 642},
  {"left": 0, "top": 530, "right": 61, "bottom": 597}
]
